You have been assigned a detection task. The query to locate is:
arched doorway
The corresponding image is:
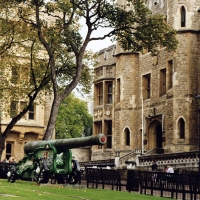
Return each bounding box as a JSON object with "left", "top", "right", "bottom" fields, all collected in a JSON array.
[
  {"left": 148, "top": 120, "right": 162, "bottom": 150},
  {"left": 156, "top": 123, "right": 162, "bottom": 148}
]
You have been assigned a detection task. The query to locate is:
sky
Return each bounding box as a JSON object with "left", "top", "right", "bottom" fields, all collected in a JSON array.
[
  {"left": 74, "top": 18, "right": 115, "bottom": 99},
  {"left": 79, "top": 18, "right": 115, "bottom": 53},
  {"left": 86, "top": 36, "right": 114, "bottom": 53}
]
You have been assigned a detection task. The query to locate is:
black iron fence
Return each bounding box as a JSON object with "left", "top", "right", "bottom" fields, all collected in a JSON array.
[
  {"left": 0, "top": 162, "right": 17, "bottom": 179},
  {"left": 140, "top": 171, "right": 200, "bottom": 200}
]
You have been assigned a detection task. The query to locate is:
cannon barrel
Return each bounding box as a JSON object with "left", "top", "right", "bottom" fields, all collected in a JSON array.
[{"left": 24, "top": 134, "right": 106, "bottom": 154}]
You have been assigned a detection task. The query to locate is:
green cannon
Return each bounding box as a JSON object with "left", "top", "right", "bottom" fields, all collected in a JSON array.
[{"left": 7, "top": 134, "right": 106, "bottom": 184}]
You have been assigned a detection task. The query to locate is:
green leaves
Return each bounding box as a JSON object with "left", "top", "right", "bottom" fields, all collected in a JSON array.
[
  {"left": 55, "top": 93, "right": 92, "bottom": 139},
  {"left": 111, "top": 0, "right": 178, "bottom": 55}
]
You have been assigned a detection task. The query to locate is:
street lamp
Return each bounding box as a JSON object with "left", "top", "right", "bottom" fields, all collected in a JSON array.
[{"left": 194, "top": 95, "right": 200, "bottom": 172}]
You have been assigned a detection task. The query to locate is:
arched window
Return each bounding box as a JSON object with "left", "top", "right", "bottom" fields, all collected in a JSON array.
[
  {"left": 124, "top": 128, "right": 130, "bottom": 146},
  {"left": 178, "top": 118, "right": 185, "bottom": 139},
  {"left": 181, "top": 6, "right": 186, "bottom": 27}
]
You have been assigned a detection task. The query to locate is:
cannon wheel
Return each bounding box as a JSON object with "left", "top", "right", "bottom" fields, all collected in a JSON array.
[
  {"left": 8, "top": 171, "right": 17, "bottom": 183},
  {"left": 55, "top": 174, "right": 65, "bottom": 184},
  {"left": 67, "top": 160, "right": 81, "bottom": 185},
  {"left": 7, "top": 165, "right": 17, "bottom": 183},
  {"left": 67, "top": 171, "right": 80, "bottom": 184},
  {"left": 34, "top": 158, "right": 49, "bottom": 184}
]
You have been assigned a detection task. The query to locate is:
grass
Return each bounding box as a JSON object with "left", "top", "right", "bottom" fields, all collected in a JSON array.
[{"left": 0, "top": 179, "right": 170, "bottom": 200}]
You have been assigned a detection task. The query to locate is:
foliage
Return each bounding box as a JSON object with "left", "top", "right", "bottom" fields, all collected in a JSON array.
[
  {"left": 0, "top": 2, "right": 53, "bottom": 143},
  {"left": 112, "top": 0, "right": 178, "bottom": 55},
  {"left": 55, "top": 93, "right": 92, "bottom": 139}
]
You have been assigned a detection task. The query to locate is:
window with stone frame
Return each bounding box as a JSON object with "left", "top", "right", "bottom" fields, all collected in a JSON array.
[
  {"left": 106, "top": 82, "right": 112, "bottom": 104},
  {"left": 168, "top": 60, "right": 173, "bottom": 89},
  {"left": 106, "top": 67, "right": 113, "bottom": 76},
  {"left": 97, "top": 83, "right": 103, "bottom": 105},
  {"left": 11, "top": 65, "right": 29, "bottom": 85},
  {"left": 178, "top": 118, "right": 185, "bottom": 139},
  {"left": 20, "top": 102, "right": 34, "bottom": 120},
  {"left": 28, "top": 104, "right": 35, "bottom": 120},
  {"left": 181, "top": 6, "right": 186, "bottom": 27},
  {"left": 124, "top": 128, "right": 130, "bottom": 146},
  {"left": 117, "top": 78, "right": 120, "bottom": 102},
  {"left": 142, "top": 73, "right": 151, "bottom": 100},
  {"left": 30, "top": 71, "right": 35, "bottom": 85},
  {"left": 94, "top": 121, "right": 103, "bottom": 149},
  {"left": 10, "top": 101, "right": 18, "bottom": 118},
  {"left": 20, "top": 101, "right": 27, "bottom": 119},
  {"left": 106, "top": 121, "right": 112, "bottom": 148},
  {"left": 96, "top": 67, "right": 103, "bottom": 77},
  {"left": 11, "top": 66, "right": 18, "bottom": 84},
  {"left": 160, "top": 68, "right": 166, "bottom": 96},
  {"left": 6, "top": 142, "right": 14, "bottom": 160}
]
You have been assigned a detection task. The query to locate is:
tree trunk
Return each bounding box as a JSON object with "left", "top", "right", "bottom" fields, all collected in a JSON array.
[
  {"left": 43, "top": 96, "right": 61, "bottom": 140},
  {"left": 0, "top": 134, "right": 6, "bottom": 161}
]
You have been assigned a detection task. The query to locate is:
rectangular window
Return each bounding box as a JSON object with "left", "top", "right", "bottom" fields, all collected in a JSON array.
[
  {"left": 20, "top": 101, "right": 27, "bottom": 119},
  {"left": 106, "top": 121, "right": 112, "bottom": 149},
  {"left": 10, "top": 101, "right": 18, "bottom": 118},
  {"left": 117, "top": 78, "right": 120, "bottom": 102},
  {"left": 11, "top": 67, "right": 18, "bottom": 84},
  {"left": 98, "top": 83, "right": 103, "bottom": 105},
  {"left": 20, "top": 101, "right": 27, "bottom": 112},
  {"left": 168, "top": 60, "right": 173, "bottom": 89},
  {"left": 107, "top": 83, "right": 112, "bottom": 104},
  {"left": 160, "top": 68, "right": 166, "bottom": 96},
  {"left": 6, "top": 142, "right": 14, "bottom": 160},
  {"left": 19, "top": 102, "right": 35, "bottom": 120},
  {"left": 30, "top": 71, "right": 35, "bottom": 85},
  {"left": 28, "top": 104, "right": 35, "bottom": 120},
  {"left": 142, "top": 74, "right": 151, "bottom": 100},
  {"left": 95, "top": 122, "right": 102, "bottom": 149}
]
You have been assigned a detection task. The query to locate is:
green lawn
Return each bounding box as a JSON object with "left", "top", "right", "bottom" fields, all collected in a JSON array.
[{"left": 0, "top": 179, "right": 169, "bottom": 200}]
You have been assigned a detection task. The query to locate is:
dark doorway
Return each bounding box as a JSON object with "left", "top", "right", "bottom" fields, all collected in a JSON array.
[{"left": 156, "top": 124, "right": 162, "bottom": 148}]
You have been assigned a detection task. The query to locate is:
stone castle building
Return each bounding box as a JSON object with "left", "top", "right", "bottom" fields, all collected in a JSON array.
[{"left": 91, "top": 0, "right": 200, "bottom": 164}]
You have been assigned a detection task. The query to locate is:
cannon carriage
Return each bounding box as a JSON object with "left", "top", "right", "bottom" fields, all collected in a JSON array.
[{"left": 7, "top": 134, "right": 106, "bottom": 184}]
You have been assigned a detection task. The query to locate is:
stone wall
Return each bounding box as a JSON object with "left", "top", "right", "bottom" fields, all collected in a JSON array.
[
  {"left": 71, "top": 147, "right": 91, "bottom": 162},
  {"left": 92, "top": 0, "right": 200, "bottom": 162}
]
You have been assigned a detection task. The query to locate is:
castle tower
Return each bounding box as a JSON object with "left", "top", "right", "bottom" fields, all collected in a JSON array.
[{"left": 92, "top": 0, "right": 200, "bottom": 162}]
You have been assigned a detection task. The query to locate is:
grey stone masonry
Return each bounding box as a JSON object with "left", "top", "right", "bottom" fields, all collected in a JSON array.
[{"left": 91, "top": 0, "right": 200, "bottom": 166}]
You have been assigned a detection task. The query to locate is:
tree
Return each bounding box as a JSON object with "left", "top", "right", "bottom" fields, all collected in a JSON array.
[
  {"left": 0, "top": 2, "right": 53, "bottom": 158},
  {"left": 11, "top": 0, "right": 178, "bottom": 141},
  {"left": 55, "top": 93, "right": 92, "bottom": 139},
  {"left": 0, "top": 0, "right": 94, "bottom": 159}
]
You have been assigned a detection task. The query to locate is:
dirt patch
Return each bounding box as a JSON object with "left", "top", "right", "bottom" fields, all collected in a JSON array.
[{"left": 0, "top": 194, "right": 18, "bottom": 197}]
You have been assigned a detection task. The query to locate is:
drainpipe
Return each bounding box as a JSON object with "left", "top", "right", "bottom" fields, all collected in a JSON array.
[
  {"left": 162, "top": 114, "right": 164, "bottom": 132},
  {"left": 142, "top": 97, "right": 144, "bottom": 155}
]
